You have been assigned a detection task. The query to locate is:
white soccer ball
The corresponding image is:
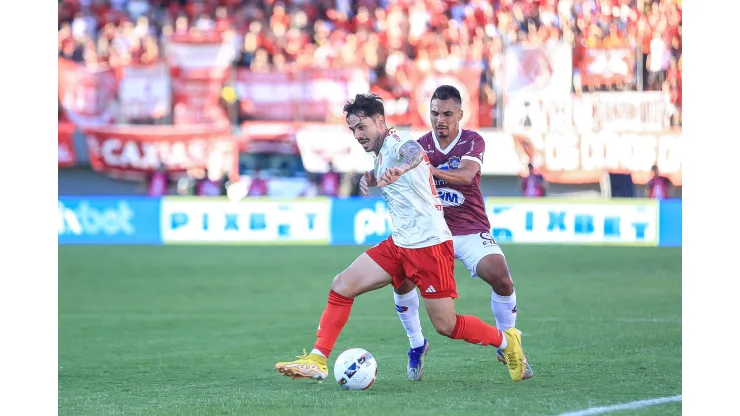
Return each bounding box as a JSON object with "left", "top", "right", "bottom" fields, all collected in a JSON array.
[{"left": 333, "top": 348, "right": 377, "bottom": 390}]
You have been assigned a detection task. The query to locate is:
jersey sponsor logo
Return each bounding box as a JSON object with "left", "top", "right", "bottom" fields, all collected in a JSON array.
[
  {"left": 438, "top": 156, "right": 461, "bottom": 170},
  {"left": 437, "top": 188, "right": 465, "bottom": 207}
]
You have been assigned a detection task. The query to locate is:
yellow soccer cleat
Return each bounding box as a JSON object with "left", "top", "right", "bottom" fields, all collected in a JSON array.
[
  {"left": 275, "top": 349, "right": 328, "bottom": 381},
  {"left": 500, "top": 328, "right": 531, "bottom": 382},
  {"left": 497, "top": 330, "right": 533, "bottom": 380}
]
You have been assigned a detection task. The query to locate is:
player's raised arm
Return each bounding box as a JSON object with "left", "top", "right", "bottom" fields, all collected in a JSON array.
[
  {"left": 396, "top": 141, "right": 425, "bottom": 173},
  {"left": 378, "top": 140, "right": 425, "bottom": 187}
]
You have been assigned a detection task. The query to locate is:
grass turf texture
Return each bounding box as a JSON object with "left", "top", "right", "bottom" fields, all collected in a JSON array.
[{"left": 59, "top": 245, "right": 681, "bottom": 416}]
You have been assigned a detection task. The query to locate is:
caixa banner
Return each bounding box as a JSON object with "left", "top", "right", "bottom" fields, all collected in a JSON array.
[{"left": 58, "top": 197, "right": 162, "bottom": 244}]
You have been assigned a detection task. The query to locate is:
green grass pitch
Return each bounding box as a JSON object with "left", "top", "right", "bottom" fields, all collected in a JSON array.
[{"left": 58, "top": 245, "right": 681, "bottom": 416}]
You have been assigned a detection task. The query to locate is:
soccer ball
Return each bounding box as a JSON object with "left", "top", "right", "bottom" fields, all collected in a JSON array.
[{"left": 333, "top": 348, "right": 377, "bottom": 390}]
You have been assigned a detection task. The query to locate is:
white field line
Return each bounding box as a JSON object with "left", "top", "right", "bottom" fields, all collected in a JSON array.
[{"left": 555, "top": 394, "right": 682, "bottom": 416}]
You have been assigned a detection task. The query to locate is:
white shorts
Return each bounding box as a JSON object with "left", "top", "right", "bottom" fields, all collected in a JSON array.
[{"left": 452, "top": 232, "right": 505, "bottom": 279}]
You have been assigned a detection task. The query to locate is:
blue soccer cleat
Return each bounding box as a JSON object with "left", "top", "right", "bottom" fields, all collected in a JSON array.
[{"left": 407, "top": 339, "right": 430, "bottom": 381}]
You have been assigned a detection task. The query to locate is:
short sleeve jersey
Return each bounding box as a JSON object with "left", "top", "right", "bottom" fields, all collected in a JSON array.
[
  {"left": 374, "top": 130, "right": 452, "bottom": 248},
  {"left": 417, "top": 129, "right": 491, "bottom": 236}
]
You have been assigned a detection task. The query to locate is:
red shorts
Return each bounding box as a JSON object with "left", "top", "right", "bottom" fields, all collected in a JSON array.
[{"left": 366, "top": 236, "right": 457, "bottom": 299}]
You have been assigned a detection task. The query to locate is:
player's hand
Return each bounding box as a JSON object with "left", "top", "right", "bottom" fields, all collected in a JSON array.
[
  {"left": 377, "top": 167, "right": 404, "bottom": 187},
  {"left": 359, "top": 171, "right": 372, "bottom": 197}
]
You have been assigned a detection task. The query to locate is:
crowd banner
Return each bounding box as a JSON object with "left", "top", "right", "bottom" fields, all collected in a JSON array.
[
  {"left": 163, "top": 32, "right": 235, "bottom": 126},
  {"left": 502, "top": 42, "right": 573, "bottom": 97},
  {"left": 503, "top": 91, "right": 672, "bottom": 133},
  {"left": 116, "top": 61, "right": 172, "bottom": 123},
  {"left": 511, "top": 130, "right": 682, "bottom": 185},
  {"left": 235, "top": 68, "right": 370, "bottom": 122},
  {"left": 73, "top": 121, "right": 680, "bottom": 185},
  {"left": 160, "top": 197, "right": 331, "bottom": 244},
  {"left": 370, "top": 67, "right": 482, "bottom": 128},
  {"left": 580, "top": 47, "right": 635, "bottom": 87},
  {"left": 58, "top": 57, "right": 118, "bottom": 127},
  {"left": 82, "top": 125, "right": 236, "bottom": 180},
  {"left": 58, "top": 122, "right": 77, "bottom": 168}
]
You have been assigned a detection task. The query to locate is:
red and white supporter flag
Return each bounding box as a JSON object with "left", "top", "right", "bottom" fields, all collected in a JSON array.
[
  {"left": 235, "top": 68, "right": 370, "bottom": 122},
  {"left": 502, "top": 42, "right": 573, "bottom": 96},
  {"left": 116, "top": 61, "right": 172, "bottom": 122},
  {"left": 163, "top": 32, "right": 236, "bottom": 126},
  {"left": 580, "top": 48, "right": 635, "bottom": 86},
  {"left": 58, "top": 122, "right": 77, "bottom": 167},
  {"left": 58, "top": 57, "right": 118, "bottom": 127}
]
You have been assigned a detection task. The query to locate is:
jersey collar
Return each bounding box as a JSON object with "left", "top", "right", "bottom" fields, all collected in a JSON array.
[{"left": 431, "top": 128, "right": 463, "bottom": 155}]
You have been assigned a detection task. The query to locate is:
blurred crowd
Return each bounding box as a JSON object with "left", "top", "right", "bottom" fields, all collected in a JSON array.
[{"left": 58, "top": 0, "right": 682, "bottom": 125}]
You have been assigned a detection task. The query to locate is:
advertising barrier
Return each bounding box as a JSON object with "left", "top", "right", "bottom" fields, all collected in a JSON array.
[
  {"left": 658, "top": 199, "right": 682, "bottom": 247},
  {"left": 160, "top": 197, "right": 331, "bottom": 244},
  {"left": 58, "top": 197, "right": 162, "bottom": 244},
  {"left": 57, "top": 197, "right": 680, "bottom": 247},
  {"left": 485, "top": 198, "right": 658, "bottom": 246},
  {"left": 329, "top": 197, "right": 660, "bottom": 246}
]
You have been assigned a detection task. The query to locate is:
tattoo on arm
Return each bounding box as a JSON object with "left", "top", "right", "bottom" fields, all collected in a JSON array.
[{"left": 398, "top": 141, "right": 425, "bottom": 172}]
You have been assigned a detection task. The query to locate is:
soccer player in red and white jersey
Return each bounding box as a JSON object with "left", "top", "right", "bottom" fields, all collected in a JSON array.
[
  {"left": 275, "top": 94, "right": 528, "bottom": 383},
  {"left": 377, "top": 85, "right": 534, "bottom": 382}
]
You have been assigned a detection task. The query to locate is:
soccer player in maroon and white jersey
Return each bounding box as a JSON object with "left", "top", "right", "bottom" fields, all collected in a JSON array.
[
  {"left": 645, "top": 165, "right": 674, "bottom": 199},
  {"left": 388, "top": 85, "right": 534, "bottom": 381},
  {"left": 275, "top": 93, "right": 528, "bottom": 384}
]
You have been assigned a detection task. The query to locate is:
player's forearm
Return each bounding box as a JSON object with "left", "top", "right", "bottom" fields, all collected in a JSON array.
[
  {"left": 396, "top": 142, "right": 425, "bottom": 173},
  {"left": 431, "top": 166, "right": 475, "bottom": 185}
]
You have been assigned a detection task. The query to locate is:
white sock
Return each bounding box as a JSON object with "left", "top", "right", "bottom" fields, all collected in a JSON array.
[
  {"left": 394, "top": 289, "right": 425, "bottom": 349},
  {"left": 491, "top": 289, "right": 517, "bottom": 332},
  {"left": 310, "top": 349, "right": 326, "bottom": 358},
  {"left": 498, "top": 332, "right": 508, "bottom": 350}
]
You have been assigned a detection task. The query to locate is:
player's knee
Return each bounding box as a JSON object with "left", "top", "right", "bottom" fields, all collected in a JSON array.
[
  {"left": 478, "top": 258, "right": 514, "bottom": 296},
  {"left": 491, "top": 275, "right": 514, "bottom": 296},
  {"left": 431, "top": 315, "right": 457, "bottom": 337},
  {"left": 331, "top": 273, "right": 354, "bottom": 298}
]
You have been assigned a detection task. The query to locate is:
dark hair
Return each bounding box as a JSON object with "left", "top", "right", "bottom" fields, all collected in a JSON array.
[
  {"left": 431, "top": 85, "right": 462, "bottom": 107},
  {"left": 343, "top": 93, "right": 385, "bottom": 119}
]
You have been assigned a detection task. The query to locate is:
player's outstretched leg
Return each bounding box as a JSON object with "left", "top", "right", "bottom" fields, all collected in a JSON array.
[
  {"left": 275, "top": 253, "right": 393, "bottom": 381},
  {"left": 423, "top": 296, "right": 528, "bottom": 382},
  {"left": 475, "top": 253, "right": 533, "bottom": 380},
  {"left": 393, "top": 280, "right": 429, "bottom": 381}
]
